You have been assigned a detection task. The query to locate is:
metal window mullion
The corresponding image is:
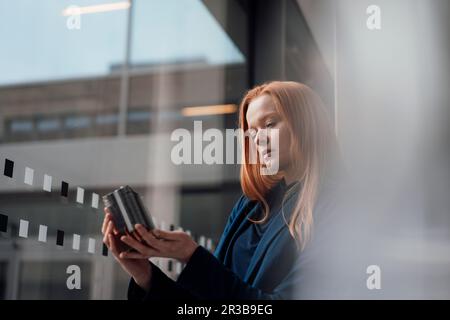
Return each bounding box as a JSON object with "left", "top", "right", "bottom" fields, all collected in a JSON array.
[{"left": 118, "top": 0, "right": 134, "bottom": 137}]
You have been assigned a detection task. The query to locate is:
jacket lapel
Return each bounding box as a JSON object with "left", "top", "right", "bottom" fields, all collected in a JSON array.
[
  {"left": 213, "top": 198, "right": 259, "bottom": 261},
  {"left": 221, "top": 202, "right": 262, "bottom": 266},
  {"left": 243, "top": 190, "right": 299, "bottom": 283},
  {"left": 214, "top": 182, "right": 300, "bottom": 284}
]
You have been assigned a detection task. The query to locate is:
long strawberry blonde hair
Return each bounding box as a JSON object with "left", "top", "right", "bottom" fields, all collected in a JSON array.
[{"left": 239, "top": 81, "right": 340, "bottom": 251}]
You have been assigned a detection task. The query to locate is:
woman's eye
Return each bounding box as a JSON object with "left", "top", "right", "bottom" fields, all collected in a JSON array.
[{"left": 266, "top": 122, "right": 275, "bottom": 128}]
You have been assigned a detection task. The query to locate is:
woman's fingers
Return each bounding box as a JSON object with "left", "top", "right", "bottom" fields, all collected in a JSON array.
[
  {"left": 135, "top": 224, "right": 158, "bottom": 241},
  {"left": 152, "top": 228, "right": 180, "bottom": 241},
  {"left": 109, "top": 234, "right": 120, "bottom": 257},
  {"left": 102, "top": 208, "right": 119, "bottom": 233},
  {"left": 103, "top": 235, "right": 110, "bottom": 248},
  {"left": 119, "top": 251, "right": 148, "bottom": 259},
  {"left": 101, "top": 211, "right": 111, "bottom": 234},
  {"left": 103, "top": 221, "right": 114, "bottom": 245},
  {"left": 135, "top": 225, "right": 169, "bottom": 251},
  {"left": 120, "top": 235, "right": 157, "bottom": 257},
  {"left": 129, "top": 229, "right": 143, "bottom": 242}
]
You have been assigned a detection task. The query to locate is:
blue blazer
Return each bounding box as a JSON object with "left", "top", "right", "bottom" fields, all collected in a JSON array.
[{"left": 128, "top": 180, "right": 340, "bottom": 300}]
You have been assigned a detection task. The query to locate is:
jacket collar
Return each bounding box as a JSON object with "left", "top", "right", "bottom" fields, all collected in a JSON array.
[
  {"left": 243, "top": 185, "right": 299, "bottom": 282},
  {"left": 214, "top": 179, "right": 301, "bottom": 282}
]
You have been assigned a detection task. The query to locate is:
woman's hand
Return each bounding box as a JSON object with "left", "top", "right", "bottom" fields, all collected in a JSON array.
[
  {"left": 102, "top": 209, "right": 152, "bottom": 291},
  {"left": 120, "top": 225, "right": 199, "bottom": 264}
]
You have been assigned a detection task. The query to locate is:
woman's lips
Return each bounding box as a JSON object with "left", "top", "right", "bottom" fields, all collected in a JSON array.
[{"left": 261, "top": 150, "right": 271, "bottom": 161}]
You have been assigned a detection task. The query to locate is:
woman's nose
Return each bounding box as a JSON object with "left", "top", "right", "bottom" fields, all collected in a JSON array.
[{"left": 255, "top": 129, "right": 270, "bottom": 147}]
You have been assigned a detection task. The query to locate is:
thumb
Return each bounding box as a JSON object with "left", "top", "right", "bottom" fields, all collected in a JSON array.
[{"left": 153, "top": 229, "right": 176, "bottom": 240}]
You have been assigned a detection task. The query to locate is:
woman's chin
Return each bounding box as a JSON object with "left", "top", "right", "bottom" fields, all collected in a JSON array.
[{"left": 261, "top": 159, "right": 280, "bottom": 175}]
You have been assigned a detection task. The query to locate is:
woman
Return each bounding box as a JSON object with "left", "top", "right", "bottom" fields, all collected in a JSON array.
[{"left": 101, "top": 81, "right": 343, "bottom": 300}]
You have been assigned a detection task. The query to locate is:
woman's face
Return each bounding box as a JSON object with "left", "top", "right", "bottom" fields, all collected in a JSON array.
[{"left": 246, "top": 94, "right": 292, "bottom": 174}]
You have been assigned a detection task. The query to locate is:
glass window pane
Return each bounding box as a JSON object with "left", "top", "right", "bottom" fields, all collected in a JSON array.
[
  {"left": 0, "top": 0, "right": 127, "bottom": 85},
  {"left": 131, "top": 0, "right": 245, "bottom": 67},
  {"left": 0, "top": 0, "right": 248, "bottom": 300}
]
